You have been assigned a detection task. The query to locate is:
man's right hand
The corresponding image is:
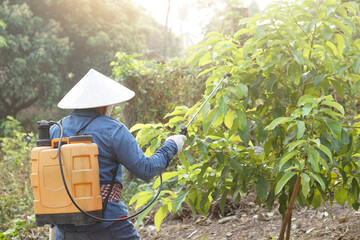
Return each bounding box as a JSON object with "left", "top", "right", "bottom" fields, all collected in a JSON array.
[{"left": 166, "top": 135, "right": 187, "bottom": 154}]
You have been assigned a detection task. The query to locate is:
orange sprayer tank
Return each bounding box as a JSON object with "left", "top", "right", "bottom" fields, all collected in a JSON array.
[{"left": 31, "top": 121, "right": 102, "bottom": 226}]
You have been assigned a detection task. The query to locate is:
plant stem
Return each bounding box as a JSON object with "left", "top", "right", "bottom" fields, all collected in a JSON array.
[
  {"left": 278, "top": 172, "right": 302, "bottom": 240},
  {"left": 286, "top": 211, "right": 292, "bottom": 240}
]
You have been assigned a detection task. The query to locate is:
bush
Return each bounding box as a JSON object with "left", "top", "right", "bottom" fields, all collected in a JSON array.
[{"left": 0, "top": 117, "right": 35, "bottom": 226}]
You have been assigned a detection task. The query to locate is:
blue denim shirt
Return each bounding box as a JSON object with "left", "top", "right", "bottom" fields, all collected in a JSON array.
[{"left": 50, "top": 109, "right": 177, "bottom": 232}]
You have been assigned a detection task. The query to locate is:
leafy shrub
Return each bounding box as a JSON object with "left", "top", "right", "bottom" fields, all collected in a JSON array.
[
  {"left": 111, "top": 52, "right": 207, "bottom": 126},
  {"left": 0, "top": 117, "right": 35, "bottom": 226},
  {"left": 0, "top": 214, "right": 48, "bottom": 240},
  {"left": 127, "top": 0, "right": 360, "bottom": 238}
]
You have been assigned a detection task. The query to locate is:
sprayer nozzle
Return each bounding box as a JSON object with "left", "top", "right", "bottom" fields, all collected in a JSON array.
[{"left": 224, "top": 73, "right": 232, "bottom": 78}]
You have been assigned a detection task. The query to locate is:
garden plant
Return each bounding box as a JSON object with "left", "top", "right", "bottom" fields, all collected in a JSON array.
[{"left": 129, "top": 0, "right": 360, "bottom": 239}]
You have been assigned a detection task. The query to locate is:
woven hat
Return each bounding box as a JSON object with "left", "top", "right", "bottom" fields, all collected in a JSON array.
[{"left": 58, "top": 69, "right": 135, "bottom": 109}]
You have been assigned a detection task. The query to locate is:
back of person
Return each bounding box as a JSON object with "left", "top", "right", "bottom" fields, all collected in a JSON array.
[{"left": 49, "top": 69, "right": 186, "bottom": 240}]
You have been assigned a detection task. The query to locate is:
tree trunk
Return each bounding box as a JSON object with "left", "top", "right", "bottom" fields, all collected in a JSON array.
[
  {"left": 123, "top": 76, "right": 139, "bottom": 128},
  {"left": 163, "top": 0, "right": 171, "bottom": 61},
  {"left": 278, "top": 172, "right": 302, "bottom": 240}
]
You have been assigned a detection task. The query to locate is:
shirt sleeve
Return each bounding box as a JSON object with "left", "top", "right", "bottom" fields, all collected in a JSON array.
[{"left": 111, "top": 124, "right": 177, "bottom": 181}]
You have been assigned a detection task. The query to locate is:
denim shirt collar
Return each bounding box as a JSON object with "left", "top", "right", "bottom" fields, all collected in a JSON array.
[{"left": 71, "top": 109, "right": 102, "bottom": 117}]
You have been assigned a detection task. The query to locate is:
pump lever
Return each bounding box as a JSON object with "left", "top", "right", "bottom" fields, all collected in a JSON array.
[{"left": 179, "top": 72, "right": 232, "bottom": 136}]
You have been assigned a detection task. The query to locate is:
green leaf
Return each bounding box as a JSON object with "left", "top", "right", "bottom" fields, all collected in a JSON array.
[
  {"left": 297, "top": 94, "right": 315, "bottom": 106},
  {"left": 342, "top": 2, "right": 358, "bottom": 15},
  {"left": 236, "top": 110, "right": 247, "bottom": 131},
  {"left": 254, "top": 24, "right": 269, "bottom": 40},
  {"left": 325, "top": 118, "right": 342, "bottom": 140},
  {"left": 322, "top": 27, "right": 333, "bottom": 42},
  {"left": 234, "top": 28, "right": 250, "bottom": 39},
  {"left": 202, "top": 102, "right": 211, "bottom": 120},
  {"left": 173, "top": 190, "right": 190, "bottom": 213},
  {"left": 224, "top": 110, "right": 235, "bottom": 129},
  {"left": 321, "top": 100, "right": 344, "bottom": 115},
  {"left": 328, "top": 17, "right": 351, "bottom": 37},
  {"left": 292, "top": 50, "right": 305, "bottom": 65},
  {"left": 287, "top": 140, "right": 306, "bottom": 152},
  {"left": 165, "top": 106, "right": 188, "bottom": 118},
  {"left": 129, "top": 123, "right": 146, "bottom": 133},
  {"left": 279, "top": 151, "right": 300, "bottom": 170},
  {"left": 301, "top": 172, "right": 311, "bottom": 197},
  {"left": 354, "top": 58, "right": 360, "bottom": 74},
  {"left": 136, "top": 201, "right": 157, "bottom": 227},
  {"left": 129, "top": 191, "right": 153, "bottom": 205},
  {"left": 265, "top": 117, "right": 291, "bottom": 130},
  {"left": 199, "top": 52, "right": 212, "bottom": 66},
  {"left": 230, "top": 157, "right": 243, "bottom": 173},
  {"left": 205, "top": 36, "right": 222, "bottom": 45},
  {"left": 256, "top": 175, "right": 268, "bottom": 202},
  {"left": 226, "top": 84, "right": 248, "bottom": 98},
  {"left": 314, "top": 74, "right": 327, "bottom": 88},
  {"left": 168, "top": 116, "right": 185, "bottom": 124},
  {"left": 135, "top": 194, "right": 153, "bottom": 209},
  {"left": 198, "top": 159, "right": 212, "bottom": 184},
  {"left": 296, "top": 121, "right": 305, "bottom": 139},
  {"left": 308, "top": 172, "right": 325, "bottom": 191},
  {"left": 315, "top": 144, "right": 332, "bottom": 163},
  {"left": 185, "top": 198, "right": 197, "bottom": 220},
  {"left": 187, "top": 50, "right": 206, "bottom": 68},
  {"left": 153, "top": 172, "right": 180, "bottom": 189},
  {"left": 288, "top": 62, "right": 302, "bottom": 84},
  {"left": 335, "top": 34, "right": 345, "bottom": 57},
  {"left": 154, "top": 204, "right": 168, "bottom": 231},
  {"left": 275, "top": 171, "right": 296, "bottom": 195},
  {"left": 308, "top": 149, "right": 320, "bottom": 172},
  {"left": 220, "top": 189, "right": 229, "bottom": 214},
  {"left": 301, "top": 104, "right": 313, "bottom": 117},
  {"left": 335, "top": 188, "right": 348, "bottom": 206},
  {"left": 203, "top": 108, "right": 219, "bottom": 134},
  {"left": 218, "top": 96, "right": 227, "bottom": 114},
  {"left": 312, "top": 188, "right": 321, "bottom": 209},
  {"left": 0, "top": 19, "right": 5, "bottom": 29}
]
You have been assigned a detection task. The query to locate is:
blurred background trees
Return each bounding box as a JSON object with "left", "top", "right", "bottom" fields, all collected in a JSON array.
[
  {"left": 0, "top": 1, "right": 70, "bottom": 120},
  {"left": 0, "top": 0, "right": 260, "bottom": 130},
  {"left": 0, "top": 0, "right": 187, "bottom": 129}
]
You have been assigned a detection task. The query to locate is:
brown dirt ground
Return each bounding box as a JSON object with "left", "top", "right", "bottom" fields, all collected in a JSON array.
[{"left": 137, "top": 193, "right": 360, "bottom": 240}]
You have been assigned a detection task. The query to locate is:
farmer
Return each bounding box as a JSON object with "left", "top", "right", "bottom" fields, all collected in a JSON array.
[{"left": 50, "top": 69, "right": 186, "bottom": 240}]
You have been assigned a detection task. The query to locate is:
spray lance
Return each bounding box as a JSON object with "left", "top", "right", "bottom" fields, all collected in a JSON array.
[{"left": 179, "top": 72, "right": 232, "bottom": 136}]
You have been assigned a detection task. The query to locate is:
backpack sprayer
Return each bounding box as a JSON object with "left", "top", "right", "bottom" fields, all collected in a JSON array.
[
  {"left": 31, "top": 120, "right": 162, "bottom": 226},
  {"left": 30, "top": 72, "right": 231, "bottom": 226}
]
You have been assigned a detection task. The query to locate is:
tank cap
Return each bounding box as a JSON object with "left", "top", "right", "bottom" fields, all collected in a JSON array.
[{"left": 69, "top": 134, "right": 93, "bottom": 142}]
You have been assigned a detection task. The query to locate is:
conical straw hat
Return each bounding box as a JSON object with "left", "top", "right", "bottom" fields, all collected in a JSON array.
[{"left": 58, "top": 69, "right": 135, "bottom": 109}]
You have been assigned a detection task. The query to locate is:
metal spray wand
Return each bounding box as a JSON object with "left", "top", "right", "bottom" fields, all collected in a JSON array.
[{"left": 179, "top": 72, "right": 232, "bottom": 135}]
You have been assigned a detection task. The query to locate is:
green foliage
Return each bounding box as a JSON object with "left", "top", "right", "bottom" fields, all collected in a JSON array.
[
  {"left": 111, "top": 52, "right": 206, "bottom": 126},
  {"left": 0, "top": 117, "right": 35, "bottom": 225},
  {"left": 0, "top": 19, "right": 5, "bottom": 47},
  {"left": 127, "top": 0, "right": 360, "bottom": 231},
  {"left": 0, "top": 215, "right": 39, "bottom": 240},
  {"left": 0, "top": 0, "right": 183, "bottom": 123},
  {"left": 0, "top": 1, "right": 70, "bottom": 119}
]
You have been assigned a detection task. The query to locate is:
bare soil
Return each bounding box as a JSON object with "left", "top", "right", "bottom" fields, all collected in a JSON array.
[{"left": 137, "top": 193, "right": 360, "bottom": 240}]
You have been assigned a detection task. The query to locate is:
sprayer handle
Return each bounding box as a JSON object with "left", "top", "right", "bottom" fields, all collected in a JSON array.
[{"left": 179, "top": 125, "right": 188, "bottom": 136}]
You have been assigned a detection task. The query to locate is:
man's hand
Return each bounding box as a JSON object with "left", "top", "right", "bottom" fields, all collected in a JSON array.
[{"left": 166, "top": 135, "right": 187, "bottom": 154}]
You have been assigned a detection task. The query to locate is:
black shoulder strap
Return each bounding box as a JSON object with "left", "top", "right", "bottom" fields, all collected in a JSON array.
[{"left": 75, "top": 115, "right": 100, "bottom": 135}]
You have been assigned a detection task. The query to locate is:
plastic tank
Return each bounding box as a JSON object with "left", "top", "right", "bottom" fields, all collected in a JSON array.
[{"left": 31, "top": 135, "right": 102, "bottom": 226}]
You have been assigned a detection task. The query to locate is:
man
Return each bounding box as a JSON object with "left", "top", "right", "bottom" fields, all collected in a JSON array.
[{"left": 50, "top": 69, "right": 186, "bottom": 239}]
